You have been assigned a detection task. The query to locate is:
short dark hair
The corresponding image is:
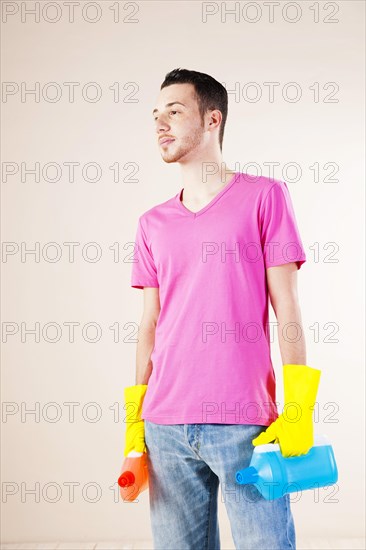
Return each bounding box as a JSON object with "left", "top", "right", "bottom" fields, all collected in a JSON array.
[{"left": 160, "top": 68, "right": 228, "bottom": 152}]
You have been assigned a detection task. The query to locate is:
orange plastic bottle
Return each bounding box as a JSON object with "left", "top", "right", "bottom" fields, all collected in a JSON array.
[{"left": 118, "top": 450, "right": 149, "bottom": 502}]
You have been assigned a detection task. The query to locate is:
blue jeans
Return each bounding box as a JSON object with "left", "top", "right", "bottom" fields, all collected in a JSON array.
[{"left": 144, "top": 421, "right": 296, "bottom": 550}]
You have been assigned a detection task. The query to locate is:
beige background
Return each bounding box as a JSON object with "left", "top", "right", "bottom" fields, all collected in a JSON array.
[{"left": 1, "top": 0, "right": 365, "bottom": 546}]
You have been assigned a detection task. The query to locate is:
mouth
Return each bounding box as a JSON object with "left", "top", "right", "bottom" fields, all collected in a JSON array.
[{"left": 159, "top": 138, "right": 175, "bottom": 147}]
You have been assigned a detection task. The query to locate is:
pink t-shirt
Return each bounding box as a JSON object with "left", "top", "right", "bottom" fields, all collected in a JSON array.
[{"left": 131, "top": 172, "right": 306, "bottom": 425}]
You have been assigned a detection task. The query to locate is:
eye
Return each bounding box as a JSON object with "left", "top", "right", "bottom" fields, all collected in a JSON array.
[{"left": 153, "top": 111, "right": 179, "bottom": 121}]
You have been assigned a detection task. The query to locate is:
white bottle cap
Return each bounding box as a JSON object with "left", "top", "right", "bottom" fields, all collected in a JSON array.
[
  {"left": 254, "top": 434, "right": 330, "bottom": 454},
  {"left": 127, "top": 450, "right": 143, "bottom": 457}
]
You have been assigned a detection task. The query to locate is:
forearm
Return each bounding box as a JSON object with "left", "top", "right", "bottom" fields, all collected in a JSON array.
[
  {"left": 275, "top": 298, "right": 307, "bottom": 365},
  {"left": 135, "top": 320, "right": 156, "bottom": 385}
]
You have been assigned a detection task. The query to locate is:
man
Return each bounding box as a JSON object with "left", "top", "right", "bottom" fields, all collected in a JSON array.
[{"left": 124, "top": 68, "right": 321, "bottom": 550}]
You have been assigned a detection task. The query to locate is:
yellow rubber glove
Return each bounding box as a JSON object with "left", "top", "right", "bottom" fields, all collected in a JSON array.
[
  {"left": 252, "top": 364, "right": 321, "bottom": 457},
  {"left": 123, "top": 384, "right": 148, "bottom": 456}
]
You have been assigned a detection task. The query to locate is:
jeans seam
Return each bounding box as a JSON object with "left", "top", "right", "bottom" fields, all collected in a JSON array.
[
  {"left": 284, "top": 494, "right": 295, "bottom": 549},
  {"left": 205, "top": 470, "right": 213, "bottom": 550}
]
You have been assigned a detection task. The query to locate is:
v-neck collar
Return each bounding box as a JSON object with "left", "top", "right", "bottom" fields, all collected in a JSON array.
[{"left": 175, "top": 172, "right": 240, "bottom": 218}]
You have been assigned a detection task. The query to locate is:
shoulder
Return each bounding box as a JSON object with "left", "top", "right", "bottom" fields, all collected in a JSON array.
[
  {"left": 238, "top": 173, "right": 286, "bottom": 195},
  {"left": 137, "top": 194, "right": 177, "bottom": 228},
  {"left": 235, "top": 173, "right": 288, "bottom": 208}
]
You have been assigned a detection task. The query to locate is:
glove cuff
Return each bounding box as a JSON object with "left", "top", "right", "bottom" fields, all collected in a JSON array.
[
  {"left": 124, "top": 384, "right": 148, "bottom": 422},
  {"left": 283, "top": 364, "right": 321, "bottom": 412}
]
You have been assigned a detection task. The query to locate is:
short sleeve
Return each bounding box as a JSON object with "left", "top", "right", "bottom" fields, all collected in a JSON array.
[
  {"left": 259, "top": 181, "right": 306, "bottom": 270},
  {"left": 131, "top": 217, "right": 159, "bottom": 289}
]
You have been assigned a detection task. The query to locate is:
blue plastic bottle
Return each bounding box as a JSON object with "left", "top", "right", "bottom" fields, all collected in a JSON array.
[{"left": 235, "top": 434, "right": 338, "bottom": 501}]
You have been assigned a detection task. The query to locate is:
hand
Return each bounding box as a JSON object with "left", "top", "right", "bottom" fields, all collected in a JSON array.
[
  {"left": 124, "top": 384, "right": 148, "bottom": 456},
  {"left": 252, "top": 364, "right": 321, "bottom": 457}
]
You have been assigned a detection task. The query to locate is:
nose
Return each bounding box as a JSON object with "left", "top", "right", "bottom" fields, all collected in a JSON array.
[{"left": 155, "top": 115, "right": 170, "bottom": 134}]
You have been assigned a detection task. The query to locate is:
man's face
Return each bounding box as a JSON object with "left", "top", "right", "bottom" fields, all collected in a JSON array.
[{"left": 153, "top": 83, "right": 206, "bottom": 163}]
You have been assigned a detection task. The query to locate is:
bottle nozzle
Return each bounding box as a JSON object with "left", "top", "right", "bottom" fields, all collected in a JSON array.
[
  {"left": 118, "top": 470, "right": 135, "bottom": 488},
  {"left": 235, "top": 466, "right": 259, "bottom": 485}
]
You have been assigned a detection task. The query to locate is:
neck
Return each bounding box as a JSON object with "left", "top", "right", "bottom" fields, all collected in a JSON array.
[{"left": 179, "top": 160, "right": 236, "bottom": 201}]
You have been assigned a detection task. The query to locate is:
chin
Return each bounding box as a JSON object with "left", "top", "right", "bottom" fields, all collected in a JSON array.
[
  {"left": 161, "top": 150, "right": 181, "bottom": 163},
  {"left": 162, "top": 157, "right": 177, "bottom": 164}
]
